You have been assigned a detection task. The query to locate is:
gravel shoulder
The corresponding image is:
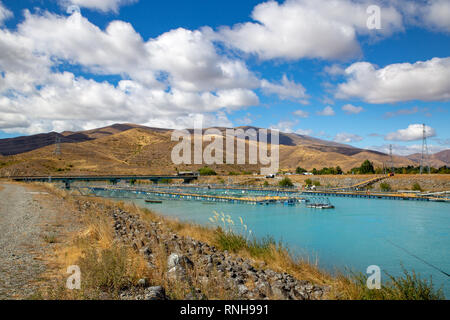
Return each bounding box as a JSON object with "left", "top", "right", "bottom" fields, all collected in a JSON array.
[{"left": 0, "top": 182, "right": 80, "bottom": 299}]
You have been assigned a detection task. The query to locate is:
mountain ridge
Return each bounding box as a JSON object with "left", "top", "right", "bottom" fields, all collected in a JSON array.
[{"left": 0, "top": 123, "right": 447, "bottom": 176}]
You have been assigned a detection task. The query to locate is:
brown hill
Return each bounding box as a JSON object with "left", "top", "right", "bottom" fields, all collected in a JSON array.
[
  {"left": 432, "top": 150, "right": 450, "bottom": 165},
  {"left": 0, "top": 123, "right": 419, "bottom": 176},
  {"left": 406, "top": 150, "right": 449, "bottom": 168}
]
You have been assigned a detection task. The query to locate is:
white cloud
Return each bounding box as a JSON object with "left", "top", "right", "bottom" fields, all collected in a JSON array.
[
  {"left": 0, "top": 1, "right": 12, "bottom": 25},
  {"left": 295, "top": 128, "right": 313, "bottom": 136},
  {"left": 218, "top": 0, "right": 402, "bottom": 61},
  {"left": 385, "top": 124, "right": 436, "bottom": 142},
  {"left": 342, "top": 104, "right": 363, "bottom": 114},
  {"left": 261, "top": 74, "right": 307, "bottom": 102},
  {"left": 17, "top": 11, "right": 156, "bottom": 85},
  {"left": 368, "top": 143, "right": 447, "bottom": 156},
  {"left": 337, "top": 57, "right": 450, "bottom": 103},
  {"left": 18, "top": 12, "right": 259, "bottom": 91},
  {"left": 423, "top": 0, "right": 450, "bottom": 33},
  {"left": 293, "top": 109, "right": 309, "bottom": 118},
  {"left": 61, "top": 0, "right": 138, "bottom": 13},
  {"left": 324, "top": 64, "right": 346, "bottom": 76},
  {"left": 0, "top": 9, "right": 262, "bottom": 133},
  {"left": 0, "top": 112, "right": 29, "bottom": 129},
  {"left": 401, "top": 0, "right": 450, "bottom": 33},
  {"left": 316, "top": 106, "right": 335, "bottom": 116},
  {"left": 146, "top": 27, "right": 259, "bottom": 92},
  {"left": 236, "top": 113, "right": 253, "bottom": 125},
  {"left": 269, "top": 120, "right": 298, "bottom": 133},
  {"left": 383, "top": 106, "right": 420, "bottom": 119},
  {"left": 334, "top": 132, "right": 363, "bottom": 143}
]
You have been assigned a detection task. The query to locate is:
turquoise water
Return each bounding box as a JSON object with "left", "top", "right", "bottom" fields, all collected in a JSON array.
[{"left": 105, "top": 192, "right": 450, "bottom": 296}]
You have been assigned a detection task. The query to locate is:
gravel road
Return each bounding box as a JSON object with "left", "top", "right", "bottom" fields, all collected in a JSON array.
[{"left": 0, "top": 182, "right": 74, "bottom": 299}]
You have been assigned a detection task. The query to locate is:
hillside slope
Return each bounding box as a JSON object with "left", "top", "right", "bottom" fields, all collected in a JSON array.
[{"left": 0, "top": 123, "right": 434, "bottom": 176}]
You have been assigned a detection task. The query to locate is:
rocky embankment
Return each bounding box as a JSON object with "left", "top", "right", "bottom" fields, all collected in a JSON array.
[{"left": 76, "top": 200, "right": 328, "bottom": 300}]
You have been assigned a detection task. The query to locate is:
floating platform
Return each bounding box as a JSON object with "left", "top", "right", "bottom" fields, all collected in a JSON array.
[
  {"left": 303, "top": 190, "right": 450, "bottom": 202},
  {"left": 145, "top": 199, "right": 162, "bottom": 203},
  {"left": 78, "top": 186, "right": 305, "bottom": 205}
]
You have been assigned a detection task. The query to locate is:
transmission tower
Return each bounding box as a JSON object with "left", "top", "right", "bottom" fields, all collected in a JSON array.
[
  {"left": 389, "top": 144, "right": 394, "bottom": 174},
  {"left": 53, "top": 135, "right": 61, "bottom": 156},
  {"left": 419, "top": 123, "right": 430, "bottom": 174}
]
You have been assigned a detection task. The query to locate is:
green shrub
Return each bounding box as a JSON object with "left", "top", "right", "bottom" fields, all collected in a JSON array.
[
  {"left": 360, "top": 160, "right": 375, "bottom": 174},
  {"left": 305, "top": 178, "right": 312, "bottom": 185},
  {"left": 380, "top": 182, "right": 392, "bottom": 192},
  {"left": 263, "top": 181, "right": 269, "bottom": 187},
  {"left": 296, "top": 167, "right": 307, "bottom": 174},
  {"left": 350, "top": 267, "right": 444, "bottom": 300},
  {"left": 215, "top": 228, "right": 278, "bottom": 259},
  {"left": 278, "top": 177, "right": 294, "bottom": 187},
  {"left": 412, "top": 183, "right": 422, "bottom": 191},
  {"left": 199, "top": 167, "right": 217, "bottom": 176},
  {"left": 313, "top": 180, "right": 321, "bottom": 187},
  {"left": 215, "top": 229, "right": 247, "bottom": 252}
]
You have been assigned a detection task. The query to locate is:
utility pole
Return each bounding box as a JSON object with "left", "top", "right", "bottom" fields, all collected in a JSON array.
[
  {"left": 53, "top": 135, "right": 61, "bottom": 156},
  {"left": 420, "top": 123, "right": 431, "bottom": 174}
]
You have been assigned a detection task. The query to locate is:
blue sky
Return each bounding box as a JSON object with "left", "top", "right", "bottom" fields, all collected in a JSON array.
[{"left": 0, "top": 0, "right": 449, "bottom": 155}]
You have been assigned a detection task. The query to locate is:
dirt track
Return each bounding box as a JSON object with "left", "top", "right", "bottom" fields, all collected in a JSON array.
[{"left": 0, "top": 183, "right": 79, "bottom": 299}]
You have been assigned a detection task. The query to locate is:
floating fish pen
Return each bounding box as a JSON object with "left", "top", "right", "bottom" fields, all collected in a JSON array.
[
  {"left": 306, "top": 197, "right": 335, "bottom": 209},
  {"left": 75, "top": 186, "right": 307, "bottom": 206},
  {"left": 302, "top": 190, "right": 449, "bottom": 202}
]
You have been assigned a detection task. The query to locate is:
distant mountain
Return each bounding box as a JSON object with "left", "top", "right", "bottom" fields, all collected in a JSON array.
[
  {"left": 0, "top": 132, "right": 88, "bottom": 156},
  {"left": 0, "top": 123, "right": 149, "bottom": 156},
  {"left": 407, "top": 149, "right": 450, "bottom": 167},
  {"left": 434, "top": 150, "right": 450, "bottom": 164},
  {"left": 0, "top": 123, "right": 417, "bottom": 176}
]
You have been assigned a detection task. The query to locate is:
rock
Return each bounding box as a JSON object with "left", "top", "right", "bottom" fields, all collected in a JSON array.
[
  {"left": 184, "top": 288, "right": 205, "bottom": 300},
  {"left": 167, "top": 253, "right": 181, "bottom": 269},
  {"left": 237, "top": 284, "right": 248, "bottom": 296},
  {"left": 139, "top": 246, "right": 152, "bottom": 257},
  {"left": 144, "top": 286, "right": 167, "bottom": 300},
  {"left": 137, "top": 278, "right": 149, "bottom": 288},
  {"left": 272, "top": 283, "right": 289, "bottom": 300},
  {"left": 167, "top": 253, "right": 193, "bottom": 280}
]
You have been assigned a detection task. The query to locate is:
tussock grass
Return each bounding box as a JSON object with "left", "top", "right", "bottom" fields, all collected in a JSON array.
[
  {"left": 335, "top": 268, "right": 444, "bottom": 300},
  {"left": 34, "top": 185, "right": 150, "bottom": 299},
  {"left": 43, "top": 233, "right": 58, "bottom": 244},
  {"left": 77, "top": 246, "right": 145, "bottom": 297}
]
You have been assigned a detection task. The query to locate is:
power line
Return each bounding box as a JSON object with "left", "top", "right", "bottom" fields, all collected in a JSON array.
[{"left": 385, "top": 239, "right": 450, "bottom": 278}]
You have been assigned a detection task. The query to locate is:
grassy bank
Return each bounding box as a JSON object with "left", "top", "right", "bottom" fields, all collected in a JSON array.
[{"left": 37, "top": 183, "right": 444, "bottom": 300}]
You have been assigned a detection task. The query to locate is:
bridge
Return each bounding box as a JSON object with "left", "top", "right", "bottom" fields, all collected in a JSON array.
[{"left": 2, "top": 174, "right": 199, "bottom": 189}]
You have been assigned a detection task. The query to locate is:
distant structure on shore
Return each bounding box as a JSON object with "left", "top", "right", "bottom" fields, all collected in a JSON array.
[
  {"left": 420, "top": 123, "right": 431, "bottom": 174},
  {"left": 53, "top": 136, "right": 61, "bottom": 156}
]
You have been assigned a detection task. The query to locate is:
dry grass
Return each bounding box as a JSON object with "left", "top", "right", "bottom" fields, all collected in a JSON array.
[{"left": 33, "top": 186, "right": 150, "bottom": 299}]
